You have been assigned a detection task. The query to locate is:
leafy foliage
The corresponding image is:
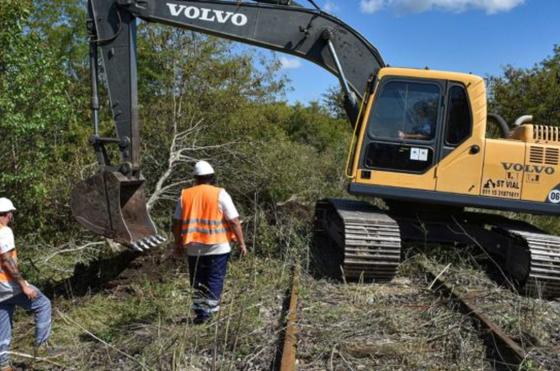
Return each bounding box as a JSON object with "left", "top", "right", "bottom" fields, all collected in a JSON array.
[
  {"left": 0, "top": 0, "right": 89, "bottom": 239},
  {"left": 132, "top": 24, "right": 351, "bottom": 260},
  {"left": 488, "top": 45, "right": 560, "bottom": 126},
  {"left": 3, "top": 2, "right": 560, "bottom": 370},
  {"left": 1, "top": 0, "right": 351, "bottom": 266}
]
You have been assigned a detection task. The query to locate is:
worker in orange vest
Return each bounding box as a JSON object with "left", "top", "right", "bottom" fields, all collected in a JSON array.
[
  {"left": 0, "top": 198, "right": 53, "bottom": 370},
  {"left": 172, "top": 161, "right": 247, "bottom": 324}
]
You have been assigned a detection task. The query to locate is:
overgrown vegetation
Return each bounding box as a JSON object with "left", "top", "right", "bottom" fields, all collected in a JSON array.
[
  {"left": 1, "top": 0, "right": 350, "bottom": 280},
  {"left": 488, "top": 45, "right": 560, "bottom": 127},
  {"left": 11, "top": 254, "right": 291, "bottom": 370},
  {"left": 418, "top": 245, "right": 560, "bottom": 370},
  {"left": 1, "top": 0, "right": 560, "bottom": 369},
  {"left": 298, "top": 271, "right": 490, "bottom": 370}
]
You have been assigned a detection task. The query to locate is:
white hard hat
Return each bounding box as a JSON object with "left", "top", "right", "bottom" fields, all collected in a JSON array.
[
  {"left": 193, "top": 161, "right": 215, "bottom": 176},
  {"left": 0, "top": 198, "right": 16, "bottom": 213}
]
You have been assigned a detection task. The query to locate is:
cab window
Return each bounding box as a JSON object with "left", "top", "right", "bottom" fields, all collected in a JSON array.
[
  {"left": 445, "top": 85, "right": 471, "bottom": 145},
  {"left": 367, "top": 81, "right": 440, "bottom": 142}
]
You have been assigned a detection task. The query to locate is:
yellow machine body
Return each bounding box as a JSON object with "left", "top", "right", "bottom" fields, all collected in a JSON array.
[{"left": 349, "top": 68, "right": 560, "bottom": 215}]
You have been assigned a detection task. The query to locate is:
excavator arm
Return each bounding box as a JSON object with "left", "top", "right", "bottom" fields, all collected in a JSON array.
[{"left": 71, "top": 0, "right": 385, "bottom": 250}]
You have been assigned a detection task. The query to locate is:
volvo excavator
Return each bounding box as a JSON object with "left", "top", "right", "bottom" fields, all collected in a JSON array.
[{"left": 72, "top": 0, "right": 560, "bottom": 298}]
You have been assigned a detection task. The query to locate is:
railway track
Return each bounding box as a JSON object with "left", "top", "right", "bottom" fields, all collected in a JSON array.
[
  {"left": 418, "top": 254, "right": 560, "bottom": 370},
  {"left": 275, "top": 264, "right": 300, "bottom": 371},
  {"left": 28, "top": 235, "right": 558, "bottom": 370},
  {"left": 297, "top": 254, "right": 560, "bottom": 370},
  {"left": 422, "top": 262, "right": 527, "bottom": 369}
]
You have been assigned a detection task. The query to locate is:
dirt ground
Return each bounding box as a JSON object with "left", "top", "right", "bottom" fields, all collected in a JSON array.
[{"left": 7, "top": 245, "right": 560, "bottom": 370}]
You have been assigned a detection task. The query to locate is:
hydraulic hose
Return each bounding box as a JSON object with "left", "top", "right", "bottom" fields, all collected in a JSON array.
[{"left": 487, "top": 113, "right": 510, "bottom": 138}]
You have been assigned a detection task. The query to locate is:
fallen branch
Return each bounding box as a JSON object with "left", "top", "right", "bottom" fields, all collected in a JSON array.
[
  {"left": 146, "top": 115, "right": 239, "bottom": 211},
  {"left": 428, "top": 263, "right": 451, "bottom": 290},
  {"left": 42, "top": 241, "right": 105, "bottom": 263},
  {"left": 3, "top": 350, "right": 66, "bottom": 368}
]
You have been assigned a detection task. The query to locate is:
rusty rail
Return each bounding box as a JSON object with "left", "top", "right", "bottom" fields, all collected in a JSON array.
[
  {"left": 279, "top": 264, "right": 300, "bottom": 371},
  {"left": 422, "top": 263, "right": 526, "bottom": 369}
]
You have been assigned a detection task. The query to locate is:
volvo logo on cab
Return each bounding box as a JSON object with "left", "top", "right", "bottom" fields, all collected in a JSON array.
[{"left": 166, "top": 3, "right": 248, "bottom": 26}]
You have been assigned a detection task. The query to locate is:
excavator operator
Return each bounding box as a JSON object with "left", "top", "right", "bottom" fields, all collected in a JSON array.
[{"left": 398, "top": 100, "right": 437, "bottom": 140}]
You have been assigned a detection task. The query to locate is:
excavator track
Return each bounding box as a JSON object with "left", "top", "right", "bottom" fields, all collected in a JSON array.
[
  {"left": 496, "top": 227, "right": 560, "bottom": 298},
  {"left": 314, "top": 199, "right": 401, "bottom": 281},
  {"left": 314, "top": 199, "right": 560, "bottom": 298}
]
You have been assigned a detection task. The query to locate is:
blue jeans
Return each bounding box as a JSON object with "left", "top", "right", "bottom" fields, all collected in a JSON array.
[
  {"left": 0, "top": 287, "right": 52, "bottom": 367},
  {"left": 187, "top": 254, "right": 230, "bottom": 319}
]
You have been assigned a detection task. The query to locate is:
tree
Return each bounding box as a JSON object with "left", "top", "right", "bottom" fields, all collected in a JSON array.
[
  {"left": 322, "top": 86, "right": 347, "bottom": 120},
  {"left": 488, "top": 45, "right": 560, "bottom": 126},
  {"left": 0, "top": 0, "right": 353, "bottom": 264},
  {"left": 0, "top": 0, "right": 88, "bottom": 239},
  {"left": 134, "top": 25, "right": 289, "bottom": 216}
]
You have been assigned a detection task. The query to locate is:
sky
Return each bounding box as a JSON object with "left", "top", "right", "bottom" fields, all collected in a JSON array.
[{"left": 269, "top": 0, "right": 560, "bottom": 104}]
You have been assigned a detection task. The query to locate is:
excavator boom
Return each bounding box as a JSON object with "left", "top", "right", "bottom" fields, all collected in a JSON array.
[{"left": 72, "top": 0, "right": 384, "bottom": 248}]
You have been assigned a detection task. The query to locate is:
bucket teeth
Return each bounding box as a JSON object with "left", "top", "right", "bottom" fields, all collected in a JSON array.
[
  {"left": 144, "top": 239, "right": 157, "bottom": 249},
  {"left": 130, "top": 243, "right": 144, "bottom": 252},
  {"left": 129, "top": 235, "right": 167, "bottom": 252},
  {"left": 138, "top": 241, "right": 150, "bottom": 251}
]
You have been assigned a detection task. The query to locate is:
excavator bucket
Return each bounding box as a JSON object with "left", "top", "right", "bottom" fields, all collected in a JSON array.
[{"left": 71, "top": 170, "right": 165, "bottom": 251}]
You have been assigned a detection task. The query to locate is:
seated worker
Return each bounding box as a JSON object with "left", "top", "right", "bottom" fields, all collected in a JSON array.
[{"left": 398, "top": 101, "right": 436, "bottom": 140}]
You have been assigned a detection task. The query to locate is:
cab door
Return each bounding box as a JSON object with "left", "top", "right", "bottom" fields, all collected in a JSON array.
[
  {"left": 435, "top": 83, "right": 484, "bottom": 195},
  {"left": 356, "top": 78, "right": 444, "bottom": 190}
]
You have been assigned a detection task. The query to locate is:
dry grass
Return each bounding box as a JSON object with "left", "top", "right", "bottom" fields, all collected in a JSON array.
[
  {"left": 8, "top": 240, "right": 559, "bottom": 370},
  {"left": 10, "top": 254, "right": 291, "bottom": 370},
  {"left": 297, "top": 262, "right": 489, "bottom": 370},
  {"left": 419, "top": 245, "right": 560, "bottom": 370}
]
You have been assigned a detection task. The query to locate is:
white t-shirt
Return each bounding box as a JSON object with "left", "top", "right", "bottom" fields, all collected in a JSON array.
[
  {"left": 174, "top": 189, "right": 239, "bottom": 256},
  {"left": 0, "top": 226, "right": 21, "bottom": 302}
]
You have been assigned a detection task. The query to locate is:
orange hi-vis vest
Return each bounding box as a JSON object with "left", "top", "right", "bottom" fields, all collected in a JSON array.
[
  {"left": 0, "top": 227, "right": 17, "bottom": 283},
  {"left": 180, "top": 184, "right": 236, "bottom": 245}
]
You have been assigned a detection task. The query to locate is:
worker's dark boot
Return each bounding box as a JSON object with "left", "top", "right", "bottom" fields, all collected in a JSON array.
[
  {"left": 33, "top": 341, "right": 64, "bottom": 360},
  {"left": 192, "top": 313, "right": 212, "bottom": 325}
]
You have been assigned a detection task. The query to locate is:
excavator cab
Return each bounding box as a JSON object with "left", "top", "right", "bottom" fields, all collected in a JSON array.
[
  {"left": 349, "top": 68, "right": 479, "bottom": 195},
  {"left": 71, "top": 170, "right": 165, "bottom": 251},
  {"left": 350, "top": 67, "right": 560, "bottom": 216}
]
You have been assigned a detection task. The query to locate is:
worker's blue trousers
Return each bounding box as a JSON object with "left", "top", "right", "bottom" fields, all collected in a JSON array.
[
  {"left": 0, "top": 287, "right": 52, "bottom": 367},
  {"left": 187, "top": 253, "right": 230, "bottom": 319}
]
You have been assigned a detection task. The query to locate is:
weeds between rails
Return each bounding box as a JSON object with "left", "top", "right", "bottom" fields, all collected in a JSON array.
[
  {"left": 421, "top": 261, "right": 527, "bottom": 370},
  {"left": 266, "top": 263, "right": 526, "bottom": 371},
  {"left": 416, "top": 245, "right": 560, "bottom": 370},
  {"left": 297, "top": 270, "right": 488, "bottom": 369},
  {"left": 297, "top": 245, "right": 559, "bottom": 370},
  {"left": 10, "top": 239, "right": 559, "bottom": 370}
]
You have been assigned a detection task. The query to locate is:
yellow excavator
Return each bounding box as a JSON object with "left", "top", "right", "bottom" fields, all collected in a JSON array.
[{"left": 72, "top": 0, "right": 560, "bottom": 297}]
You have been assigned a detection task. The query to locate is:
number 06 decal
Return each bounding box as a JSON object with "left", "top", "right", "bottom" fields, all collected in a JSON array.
[{"left": 548, "top": 190, "right": 560, "bottom": 204}]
